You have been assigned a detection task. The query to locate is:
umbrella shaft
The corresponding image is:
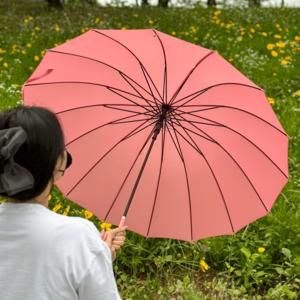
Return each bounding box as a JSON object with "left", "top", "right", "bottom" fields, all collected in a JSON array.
[{"left": 123, "top": 108, "right": 168, "bottom": 217}]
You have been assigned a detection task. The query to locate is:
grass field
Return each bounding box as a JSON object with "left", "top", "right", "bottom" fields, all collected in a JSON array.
[{"left": 0, "top": 1, "right": 300, "bottom": 299}]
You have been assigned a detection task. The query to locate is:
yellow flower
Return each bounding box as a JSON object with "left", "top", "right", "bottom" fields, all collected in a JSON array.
[
  {"left": 171, "top": 31, "right": 176, "bottom": 35},
  {"left": 48, "top": 194, "right": 52, "bottom": 201},
  {"left": 81, "top": 29, "right": 85, "bottom": 33},
  {"left": 250, "top": 28, "right": 255, "bottom": 33},
  {"left": 35, "top": 36, "right": 38, "bottom": 39},
  {"left": 238, "top": 37, "right": 242, "bottom": 41},
  {"left": 274, "top": 34, "right": 281, "bottom": 39},
  {"left": 41, "top": 50, "right": 45, "bottom": 54},
  {"left": 85, "top": 27, "right": 89, "bottom": 30},
  {"left": 31, "top": 33, "right": 35, "bottom": 36},
  {"left": 262, "top": 32, "right": 267, "bottom": 36},
  {"left": 229, "top": 58, "right": 234, "bottom": 61},
  {"left": 240, "top": 28, "right": 244, "bottom": 31},
  {"left": 281, "top": 60, "right": 288, "bottom": 65},
  {"left": 214, "top": 50, "right": 218, "bottom": 53},
  {"left": 249, "top": 34, "right": 253, "bottom": 38},
  {"left": 100, "top": 222, "right": 112, "bottom": 230},
  {"left": 276, "top": 42, "right": 285, "bottom": 48},
  {"left": 267, "top": 44, "right": 275, "bottom": 50},
  {"left": 206, "top": 286, "right": 210, "bottom": 289},
  {"left": 34, "top": 56, "right": 39, "bottom": 61},
  {"left": 258, "top": 247, "right": 265, "bottom": 252},
  {"left": 95, "top": 18, "right": 99, "bottom": 23},
  {"left": 121, "top": 27, "right": 126, "bottom": 30},
  {"left": 35, "top": 27, "right": 40, "bottom": 30},
  {"left": 295, "top": 36, "right": 300, "bottom": 41},
  {"left": 29, "top": 66, "right": 33, "bottom": 70},
  {"left": 265, "top": 275, "right": 269, "bottom": 277},
  {"left": 256, "top": 24, "right": 260, "bottom": 27},
  {"left": 276, "top": 24, "right": 280, "bottom": 28},
  {"left": 185, "top": 32, "right": 189, "bottom": 36},
  {"left": 241, "top": 32, "right": 245, "bottom": 35},
  {"left": 206, "top": 33, "right": 210, "bottom": 37},
  {"left": 24, "top": 19, "right": 28, "bottom": 23},
  {"left": 194, "top": 37, "right": 198, "bottom": 41},
  {"left": 285, "top": 56, "right": 292, "bottom": 61},
  {"left": 3, "top": 62, "right": 8, "bottom": 68},
  {"left": 63, "top": 205, "right": 70, "bottom": 216},
  {"left": 149, "top": 20, "right": 153, "bottom": 24},
  {"left": 55, "top": 25, "right": 60, "bottom": 31},
  {"left": 4, "top": 26, "right": 8, "bottom": 29},
  {"left": 27, "top": 43, "right": 32, "bottom": 48},
  {"left": 267, "top": 97, "right": 274, "bottom": 104},
  {"left": 85, "top": 210, "right": 93, "bottom": 219},
  {"left": 133, "top": 14, "right": 138, "bottom": 17},
  {"left": 54, "top": 43, "right": 58, "bottom": 47},
  {"left": 281, "top": 7, "right": 285, "bottom": 10},
  {"left": 53, "top": 204, "right": 62, "bottom": 212},
  {"left": 273, "top": 73, "right": 277, "bottom": 76},
  {"left": 296, "top": 91, "right": 300, "bottom": 96},
  {"left": 271, "top": 51, "right": 278, "bottom": 57},
  {"left": 99, "top": 21, "right": 105, "bottom": 24}
]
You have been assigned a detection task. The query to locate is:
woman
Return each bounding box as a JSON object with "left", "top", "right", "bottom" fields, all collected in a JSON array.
[{"left": 0, "top": 105, "right": 127, "bottom": 300}]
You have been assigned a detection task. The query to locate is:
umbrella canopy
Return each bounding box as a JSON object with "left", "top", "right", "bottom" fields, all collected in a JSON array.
[{"left": 22, "top": 29, "right": 289, "bottom": 242}]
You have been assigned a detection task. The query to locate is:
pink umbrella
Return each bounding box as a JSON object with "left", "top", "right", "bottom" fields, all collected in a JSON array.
[{"left": 21, "top": 29, "right": 289, "bottom": 242}]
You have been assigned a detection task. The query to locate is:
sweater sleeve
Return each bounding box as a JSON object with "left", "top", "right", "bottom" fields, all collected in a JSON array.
[{"left": 77, "top": 241, "right": 122, "bottom": 300}]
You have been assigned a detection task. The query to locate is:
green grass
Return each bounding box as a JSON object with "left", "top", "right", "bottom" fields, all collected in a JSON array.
[{"left": 1, "top": 1, "right": 300, "bottom": 299}]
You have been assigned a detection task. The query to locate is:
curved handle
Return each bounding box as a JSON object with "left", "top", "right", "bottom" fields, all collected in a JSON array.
[{"left": 102, "top": 217, "right": 126, "bottom": 241}]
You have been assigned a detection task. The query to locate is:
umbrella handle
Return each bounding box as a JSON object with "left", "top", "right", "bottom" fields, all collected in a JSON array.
[{"left": 102, "top": 217, "right": 126, "bottom": 241}]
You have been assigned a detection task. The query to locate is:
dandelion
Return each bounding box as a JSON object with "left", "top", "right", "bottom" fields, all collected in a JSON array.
[
  {"left": 63, "top": 205, "right": 70, "bottom": 216},
  {"left": 273, "top": 73, "right": 277, "bottom": 76},
  {"left": 55, "top": 25, "right": 60, "bottom": 31},
  {"left": 171, "top": 31, "right": 176, "bottom": 35},
  {"left": 276, "top": 42, "right": 285, "bottom": 48},
  {"left": 85, "top": 27, "right": 89, "bottom": 30},
  {"left": 81, "top": 29, "right": 85, "bottom": 33},
  {"left": 149, "top": 20, "right": 153, "bottom": 24},
  {"left": 258, "top": 247, "right": 265, "bottom": 252},
  {"left": 3, "top": 62, "right": 8, "bottom": 68},
  {"left": 267, "top": 44, "right": 275, "bottom": 50},
  {"left": 296, "top": 91, "right": 300, "bottom": 96},
  {"left": 206, "top": 286, "right": 210, "bottom": 289},
  {"left": 53, "top": 204, "right": 62, "bottom": 212},
  {"left": 274, "top": 34, "right": 281, "bottom": 39},
  {"left": 41, "top": 50, "right": 45, "bottom": 54},
  {"left": 285, "top": 56, "right": 292, "bottom": 61},
  {"left": 241, "top": 31, "right": 245, "bottom": 35},
  {"left": 121, "top": 27, "right": 126, "bottom": 30},
  {"left": 34, "top": 56, "right": 39, "bottom": 61},
  {"left": 185, "top": 32, "right": 189, "bottom": 36},
  {"left": 24, "top": 19, "right": 28, "bottom": 23},
  {"left": 256, "top": 24, "right": 260, "bottom": 27},
  {"left": 4, "top": 26, "right": 8, "bottom": 29},
  {"left": 238, "top": 37, "right": 242, "bottom": 41},
  {"left": 295, "top": 36, "right": 300, "bottom": 41},
  {"left": 268, "top": 97, "right": 274, "bottom": 104},
  {"left": 271, "top": 51, "right": 278, "bottom": 57},
  {"left": 14, "top": 84, "right": 19, "bottom": 87},
  {"left": 100, "top": 222, "right": 112, "bottom": 230},
  {"left": 35, "top": 27, "right": 40, "bottom": 30},
  {"left": 206, "top": 33, "right": 210, "bottom": 37},
  {"left": 22, "top": 50, "right": 26, "bottom": 54},
  {"left": 262, "top": 32, "right": 267, "bottom": 36},
  {"left": 240, "top": 28, "right": 244, "bottom": 31},
  {"left": 29, "top": 16, "right": 33, "bottom": 20},
  {"left": 29, "top": 66, "right": 33, "bottom": 70},
  {"left": 48, "top": 194, "right": 52, "bottom": 201},
  {"left": 133, "top": 14, "right": 138, "bottom": 17},
  {"left": 249, "top": 34, "right": 253, "bottom": 38},
  {"left": 276, "top": 24, "right": 280, "bottom": 28},
  {"left": 95, "top": 18, "right": 99, "bottom": 23},
  {"left": 85, "top": 210, "right": 93, "bottom": 219},
  {"left": 281, "top": 60, "right": 288, "bottom": 65},
  {"left": 229, "top": 58, "right": 234, "bottom": 61},
  {"left": 250, "top": 28, "right": 255, "bottom": 33},
  {"left": 99, "top": 21, "right": 105, "bottom": 24},
  {"left": 194, "top": 37, "right": 198, "bottom": 41}
]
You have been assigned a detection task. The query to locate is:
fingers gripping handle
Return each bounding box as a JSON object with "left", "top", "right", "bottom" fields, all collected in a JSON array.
[{"left": 102, "top": 216, "right": 126, "bottom": 241}]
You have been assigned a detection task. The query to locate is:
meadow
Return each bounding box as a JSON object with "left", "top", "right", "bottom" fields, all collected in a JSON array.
[{"left": 0, "top": 1, "right": 300, "bottom": 299}]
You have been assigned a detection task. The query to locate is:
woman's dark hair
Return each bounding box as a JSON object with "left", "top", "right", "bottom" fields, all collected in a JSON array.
[{"left": 0, "top": 105, "right": 65, "bottom": 201}]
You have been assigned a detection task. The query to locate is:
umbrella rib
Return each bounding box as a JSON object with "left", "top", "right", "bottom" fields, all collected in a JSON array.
[
  {"left": 168, "top": 116, "right": 235, "bottom": 234},
  {"left": 176, "top": 114, "right": 271, "bottom": 213},
  {"left": 48, "top": 49, "right": 158, "bottom": 103},
  {"left": 168, "top": 51, "right": 215, "bottom": 105},
  {"left": 171, "top": 83, "right": 263, "bottom": 107},
  {"left": 119, "top": 73, "right": 161, "bottom": 115},
  {"left": 65, "top": 120, "right": 149, "bottom": 197},
  {"left": 169, "top": 115, "right": 223, "bottom": 127},
  {"left": 153, "top": 29, "right": 167, "bottom": 104},
  {"left": 122, "top": 117, "right": 159, "bottom": 141},
  {"left": 175, "top": 109, "right": 289, "bottom": 179},
  {"left": 103, "top": 126, "right": 156, "bottom": 222},
  {"left": 147, "top": 125, "right": 166, "bottom": 237},
  {"left": 166, "top": 124, "right": 184, "bottom": 161},
  {"left": 103, "top": 104, "right": 154, "bottom": 116},
  {"left": 176, "top": 106, "right": 287, "bottom": 137},
  {"left": 93, "top": 30, "right": 164, "bottom": 104},
  {"left": 169, "top": 118, "right": 193, "bottom": 241},
  {"left": 106, "top": 87, "right": 153, "bottom": 113},
  {"left": 139, "top": 63, "right": 163, "bottom": 108}
]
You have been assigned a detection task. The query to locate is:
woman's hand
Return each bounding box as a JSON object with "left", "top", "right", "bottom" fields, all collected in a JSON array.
[{"left": 101, "top": 227, "right": 127, "bottom": 262}]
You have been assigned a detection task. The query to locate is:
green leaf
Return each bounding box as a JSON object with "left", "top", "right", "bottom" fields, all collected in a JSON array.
[
  {"left": 251, "top": 253, "right": 260, "bottom": 261},
  {"left": 282, "top": 248, "right": 292, "bottom": 259},
  {"left": 166, "top": 255, "right": 172, "bottom": 261},
  {"left": 234, "top": 270, "right": 242, "bottom": 276},
  {"left": 121, "top": 274, "right": 127, "bottom": 281},
  {"left": 275, "top": 267, "right": 284, "bottom": 274},
  {"left": 256, "top": 271, "right": 265, "bottom": 277},
  {"left": 241, "top": 247, "right": 251, "bottom": 259}
]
